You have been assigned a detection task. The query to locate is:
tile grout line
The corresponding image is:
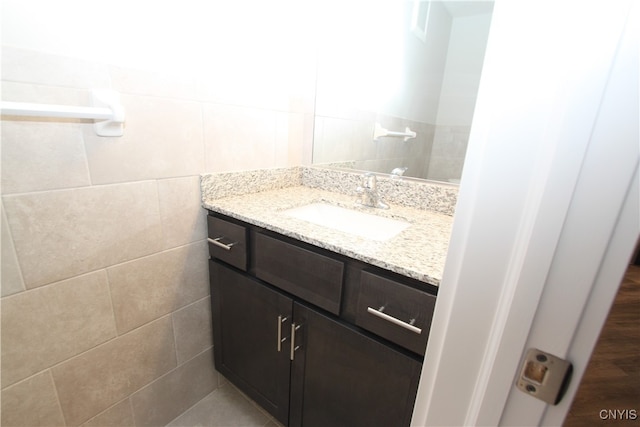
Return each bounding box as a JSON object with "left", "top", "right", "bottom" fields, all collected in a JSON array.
[
  {"left": 103, "top": 267, "right": 120, "bottom": 337},
  {"left": 2, "top": 236, "right": 208, "bottom": 303},
  {"left": 174, "top": 294, "right": 211, "bottom": 315},
  {"left": 128, "top": 397, "right": 137, "bottom": 427},
  {"left": 134, "top": 345, "right": 216, "bottom": 426},
  {"left": 163, "top": 376, "right": 222, "bottom": 426},
  {"left": 170, "top": 310, "right": 180, "bottom": 366},
  {"left": 47, "top": 368, "right": 69, "bottom": 426},
  {"left": 154, "top": 178, "right": 168, "bottom": 252},
  {"left": 200, "top": 102, "right": 207, "bottom": 173},
  {"left": 0, "top": 177, "right": 159, "bottom": 198},
  {"left": 78, "top": 395, "right": 132, "bottom": 427},
  {"left": 0, "top": 198, "right": 27, "bottom": 294},
  {"left": 4, "top": 314, "right": 176, "bottom": 392}
]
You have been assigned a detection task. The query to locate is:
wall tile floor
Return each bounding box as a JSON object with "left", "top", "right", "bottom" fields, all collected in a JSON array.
[{"left": 166, "top": 378, "right": 283, "bottom": 427}]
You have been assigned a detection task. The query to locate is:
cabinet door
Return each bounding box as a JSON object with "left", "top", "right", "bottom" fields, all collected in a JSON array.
[
  {"left": 210, "top": 260, "right": 292, "bottom": 425},
  {"left": 290, "top": 303, "right": 422, "bottom": 427}
]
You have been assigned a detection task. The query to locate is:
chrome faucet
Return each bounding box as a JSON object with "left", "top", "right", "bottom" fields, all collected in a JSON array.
[
  {"left": 356, "top": 173, "right": 389, "bottom": 209},
  {"left": 390, "top": 167, "right": 408, "bottom": 179}
]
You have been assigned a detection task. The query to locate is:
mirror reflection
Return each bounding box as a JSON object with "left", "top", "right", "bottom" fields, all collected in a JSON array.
[{"left": 312, "top": 1, "right": 494, "bottom": 184}]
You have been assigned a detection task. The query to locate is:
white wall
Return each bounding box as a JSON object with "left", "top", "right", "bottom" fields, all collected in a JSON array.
[
  {"left": 428, "top": 9, "right": 493, "bottom": 182},
  {"left": 436, "top": 12, "right": 493, "bottom": 126},
  {"left": 383, "top": 1, "right": 452, "bottom": 124}
]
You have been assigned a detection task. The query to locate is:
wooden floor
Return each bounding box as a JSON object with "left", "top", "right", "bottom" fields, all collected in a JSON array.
[{"left": 563, "top": 264, "right": 640, "bottom": 426}]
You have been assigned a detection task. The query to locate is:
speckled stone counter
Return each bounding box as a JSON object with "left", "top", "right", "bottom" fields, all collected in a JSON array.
[{"left": 201, "top": 167, "right": 456, "bottom": 287}]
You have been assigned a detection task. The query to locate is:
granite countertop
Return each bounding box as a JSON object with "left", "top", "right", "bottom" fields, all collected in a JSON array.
[{"left": 202, "top": 184, "right": 454, "bottom": 287}]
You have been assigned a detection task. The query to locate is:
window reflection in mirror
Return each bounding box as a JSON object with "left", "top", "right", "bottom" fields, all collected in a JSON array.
[{"left": 312, "top": 1, "right": 494, "bottom": 184}]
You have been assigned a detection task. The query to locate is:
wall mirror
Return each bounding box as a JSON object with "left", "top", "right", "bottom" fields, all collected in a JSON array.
[{"left": 312, "top": 1, "right": 494, "bottom": 184}]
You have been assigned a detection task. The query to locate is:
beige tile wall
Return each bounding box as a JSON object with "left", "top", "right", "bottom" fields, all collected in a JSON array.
[
  {"left": 428, "top": 124, "right": 471, "bottom": 182},
  {"left": 1, "top": 270, "right": 117, "bottom": 388},
  {"left": 1, "top": 46, "right": 314, "bottom": 426}
]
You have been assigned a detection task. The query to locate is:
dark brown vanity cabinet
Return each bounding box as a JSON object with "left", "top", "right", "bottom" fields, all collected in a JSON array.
[
  {"left": 289, "top": 303, "right": 422, "bottom": 427},
  {"left": 208, "top": 213, "right": 433, "bottom": 427},
  {"left": 210, "top": 261, "right": 292, "bottom": 422}
]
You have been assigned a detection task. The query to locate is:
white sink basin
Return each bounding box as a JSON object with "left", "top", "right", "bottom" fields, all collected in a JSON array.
[{"left": 282, "top": 202, "right": 410, "bottom": 241}]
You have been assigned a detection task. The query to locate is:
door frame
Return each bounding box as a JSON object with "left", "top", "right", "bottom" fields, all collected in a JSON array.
[{"left": 411, "top": 1, "right": 639, "bottom": 425}]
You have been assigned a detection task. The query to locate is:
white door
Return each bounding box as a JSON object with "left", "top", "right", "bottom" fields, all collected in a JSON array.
[{"left": 412, "top": 1, "right": 639, "bottom": 426}]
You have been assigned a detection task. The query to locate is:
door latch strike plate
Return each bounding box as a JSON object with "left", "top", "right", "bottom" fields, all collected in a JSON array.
[{"left": 516, "top": 348, "right": 573, "bottom": 405}]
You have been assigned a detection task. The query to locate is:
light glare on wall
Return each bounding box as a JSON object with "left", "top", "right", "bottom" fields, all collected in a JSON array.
[
  {"left": 316, "top": 1, "right": 405, "bottom": 112},
  {"left": 1, "top": 0, "right": 315, "bottom": 96}
]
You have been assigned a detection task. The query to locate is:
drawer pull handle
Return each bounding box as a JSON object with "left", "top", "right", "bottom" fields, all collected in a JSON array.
[
  {"left": 367, "top": 306, "right": 422, "bottom": 334},
  {"left": 277, "top": 315, "right": 288, "bottom": 352},
  {"left": 208, "top": 237, "right": 236, "bottom": 251}
]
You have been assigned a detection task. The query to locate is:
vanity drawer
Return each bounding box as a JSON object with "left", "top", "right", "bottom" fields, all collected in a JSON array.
[
  {"left": 208, "top": 216, "right": 247, "bottom": 271},
  {"left": 355, "top": 271, "right": 435, "bottom": 355},
  {"left": 254, "top": 232, "right": 344, "bottom": 315}
]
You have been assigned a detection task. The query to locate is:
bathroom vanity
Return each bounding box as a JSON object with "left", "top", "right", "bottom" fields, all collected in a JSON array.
[{"left": 202, "top": 167, "right": 455, "bottom": 427}]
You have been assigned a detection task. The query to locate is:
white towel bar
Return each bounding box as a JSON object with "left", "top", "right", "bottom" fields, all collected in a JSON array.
[
  {"left": 0, "top": 89, "right": 125, "bottom": 137},
  {"left": 373, "top": 122, "right": 417, "bottom": 142}
]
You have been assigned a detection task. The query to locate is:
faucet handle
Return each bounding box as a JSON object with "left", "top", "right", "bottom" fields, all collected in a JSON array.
[
  {"left": 362, "top": 172, "right": 376, "bottom": 189},
  {"left": 390, "top": 167, "right": 408, "bottom": 179}
]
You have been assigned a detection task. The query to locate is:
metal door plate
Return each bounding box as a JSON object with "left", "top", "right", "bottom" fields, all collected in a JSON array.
[{"left": 516, "top": 348, "right": 573, "bottom": 405}]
